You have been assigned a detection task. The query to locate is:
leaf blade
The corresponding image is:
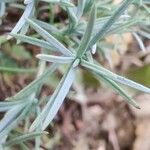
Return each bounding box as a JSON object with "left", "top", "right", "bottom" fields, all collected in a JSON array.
[
  {"left": 76, "top": 3, "right": 96, "bottom": 58},
  {"left": 30, "top": 63, "right": 76, "bottom": 131},
  {"left": 4, "top": 132, "right": 45, "bottom": 147},
  {"left": 27, "top": 19, "right": 73, "bottom": 56},
  {"left": 36, "top": 54, "right": 75, "bottom": 64},
  {"left": 81, "top": 60, "right": 150, "bottom": 94},
  {"left": 10, "top": 33, "right": 55, "bottom": 51},
  {"left": 87, "top": 0, "right": 135, "bottom": 49},
  {"left": 95, "top": 73, "right": 140, "bottom": 109}
]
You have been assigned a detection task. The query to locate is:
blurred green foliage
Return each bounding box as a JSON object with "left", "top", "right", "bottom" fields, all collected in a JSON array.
[{"left": 126, "top": 64, "right": 150, "bottom": 87}]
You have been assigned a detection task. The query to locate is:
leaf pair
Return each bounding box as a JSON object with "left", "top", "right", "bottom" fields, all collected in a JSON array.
[{"left": 81, "top": 60, "right": 150, "bottom": 109}]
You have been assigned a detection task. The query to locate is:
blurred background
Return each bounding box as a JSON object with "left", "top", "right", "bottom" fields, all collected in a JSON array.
[{"left": 0, "top": 0, "right": 150, "bottom": 150}]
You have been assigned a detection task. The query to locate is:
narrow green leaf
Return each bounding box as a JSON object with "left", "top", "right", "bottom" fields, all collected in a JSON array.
[
  {"left": 36, "top": 54, "right": 75, "bottom": 64},
  {"left": 0, "top": 104, "right": 31, "bottom": 143},
  {"left": 30, "top": 63, "right": 76, "bottom": 131},
  {"left": 81, "top": 60, "right": 150, "bottom": 93},
  {"left": 31, "top": 18, "right": 60, "bottom": 34},
  {"left": 76, "top": 3, "right": 96, "bottom": 58},
  {"left": 95, "top": 73, "right": 140, "bottom": 109},
  {"left": 87, "top": 0, "right": 135, "bottom": 49},
  {"left": 108, "top": 18, "right": 141, "bottom": 34},
  {"left": 42, "top": 64, "right": 76, "bottom": 130},
  {"left": 7, "top": 64, "right": 58, "bottom": 100},
  {"left": 0, "top": 100, "right": 27, "bottom": 112},
  {"left": 10, "top": 33, "right": 55, "bottom": 51},
  {"left": 66, "top": 7, "right": 78, "bottom": 32},
  {"left": 19, "top": 22, "right": 30, "bottom": 41},
  {"left": 27, "top": 19, "right": 73, "bottom": 56},
  {"left": 0, "top": 100, "right": 26, "bottom": 107},
  {"left": 10, "top": 2, "right": 34, "bottom": 34},
  {"left": 133, "top": 32, "right": 146, "bottom": 52},
  {"left": 138, "top": 30, "right": 150, "bottom": 39},
  {"left": 0, "top": 106, "right": 13, "bottom": 112},
  {"left": 24, "top": 0, "right": 34, "bottom": 4},
  {"left": 0, "top": 104, "right": 25, "bottom": 133},
  {"left": 77, "top": 0, "right": 86, "bottom": 18},
  {"left": 4, "top": 132, "right": 45, "bottom": 147}
]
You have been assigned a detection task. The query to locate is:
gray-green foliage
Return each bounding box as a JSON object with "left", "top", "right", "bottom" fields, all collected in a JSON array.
[{"left": 0, "top": 0, "right": 150, "bottom": 149}]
